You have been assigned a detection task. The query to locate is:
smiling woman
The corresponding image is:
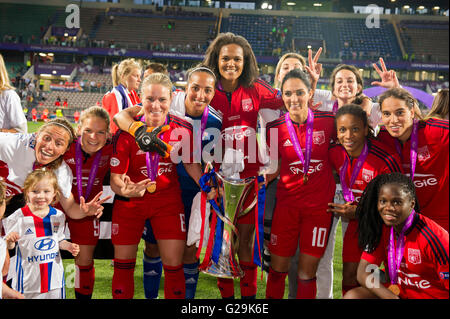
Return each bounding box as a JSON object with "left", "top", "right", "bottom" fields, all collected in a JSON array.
[{"left": 0, "top": 118, "right": 110, "bottom": 220}]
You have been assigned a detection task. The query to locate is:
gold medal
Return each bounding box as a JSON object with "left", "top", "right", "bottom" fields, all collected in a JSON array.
[
  {"left": 303, "top": 174, "right": 309, "bottom": 184},
  {"left": 147, "top": 182, "right": 156, "bottom": 193},
  {"left": 388, "top": 284, "right": 400, "bottom": 296}
]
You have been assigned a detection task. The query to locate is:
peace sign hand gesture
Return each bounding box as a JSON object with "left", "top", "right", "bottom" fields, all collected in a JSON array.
[
  {"left": 371, "top": 57, "right": 400, "bottom": 89},
  {"left": 79, "top": 191, "right": 111, "bottom": 219}
]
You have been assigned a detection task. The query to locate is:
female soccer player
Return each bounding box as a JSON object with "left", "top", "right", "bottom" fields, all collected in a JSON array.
[
  {"left": 265, "top": 69, "right": 336, "bottom": 299},
  {"left": 109, "top": 73, "right": 202, "bottom": 299},
  {"left": 61, "top": 106, "right": 114, "bottom": 299},
  {"left": 261, "top": 49, "right": 338, "bottom": 299},
  {"left": 0, "top": 118, "right": 109, "bottom": 219},
  {"left": 113, "top": 66, "right": 222, "bottom": 299},
  {"left": 202, "top": 32, "right": 284, "bottom": 299},
  {"left": 3, "top": 169, "right": 80, "bottom": 299},
  {"left": 328, "top": 104, "right": 402, "bottom": 296},
  {"left": 345, "top": 172, "right": 448, "bottom": 299},
  {"left": 102, "top": 58, "right": 142, "bottom": 134},
  {"left": 377, "top": 88, "right": 449, "bottom": 231},
  {"left": 314, "top": 58, "right": 401, "bottom": 128}
]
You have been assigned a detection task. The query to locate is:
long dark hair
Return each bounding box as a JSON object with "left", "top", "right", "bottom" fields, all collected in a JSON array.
[
  {"left": 357, "top": 172, "right": 420, "bottom": 253},
  {"left": 203, "top": 32, "right": 259, "bottom": 88}
]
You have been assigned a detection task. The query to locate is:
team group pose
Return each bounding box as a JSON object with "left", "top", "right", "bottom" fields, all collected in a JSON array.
[{"left": 0, "top": 30, "right": 448, "bottom": 299}]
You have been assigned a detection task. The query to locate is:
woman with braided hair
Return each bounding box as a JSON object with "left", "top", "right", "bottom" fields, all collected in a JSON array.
[{"left": 344, "top": 172, "right": 448, "bottom": 299}]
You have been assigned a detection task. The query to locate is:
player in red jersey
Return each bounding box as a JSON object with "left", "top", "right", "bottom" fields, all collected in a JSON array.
[
  {"left": 109, "top": 73, "right": 202, "bottom": 299},
  {"left": 202, "top": 32, "right": 284, "bottom": 299},
  {"left": 102, "top": 58, "right": 141, "bottom": 134},
  {"left": 265, "top": 69, "right": 336, "bottom": 299},
  {"left": 327, "top": 104, "right": 402, "bottom": 296},
  {"left": 377, "top": 88, "right": 449, "bottom": 231},
  {"left": 61, "top": 106, "right": 113, "bottom": 299},
  {"left": 345, "top": 172, "right": 448, "bottom": 299}
]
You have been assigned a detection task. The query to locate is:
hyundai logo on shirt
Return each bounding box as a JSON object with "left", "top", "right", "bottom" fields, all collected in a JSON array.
[{"left": 34, "top": 238, "right": 56, "bottom": 251}]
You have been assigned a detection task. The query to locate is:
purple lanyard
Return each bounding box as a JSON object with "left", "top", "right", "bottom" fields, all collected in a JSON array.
[
  {"left": 394, "top": 119, "right": 419, "bottom": 180},
  {"left": 145, "top": 118, "right": 167, "bottom": 182},
  {"left": 194, "top": 106, "right": 209, "bottom": 161},
  {"left": 332, "top": 100, "right": 339, "bottom": 115},
  {"left": 388, "top": 210, "right": 416, "bottom": 285},
  {"left": 284, "top": 110, "right": 314, "bottom": 180},
  {"left": 75, "top": 139, "right": 102, "bottom": 200},
  {"left": 339, "top": 141, "right": 369, "bottom": 202}
]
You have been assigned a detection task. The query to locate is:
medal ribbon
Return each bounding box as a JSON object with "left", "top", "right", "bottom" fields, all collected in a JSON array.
[
  {"left": 388, "top": 210, "right": 416, "bottom": 285},
  {"left": 284, "top": 110, "right": 314, "bottom": 181},
  {"left": 339, "top": 142, "right": 369, "bottom": 202},
  {"left": 145, "top": 118, "right": 167, "bottom": 183},
  {"left": 75, "top": 139, "right": 102, "bottom": 200},
  {"left": 394, "top": 119, "right": 419, "bottom": 180},
  {"left": 332, "top": 100, "right": 339, "bottom": 115}
]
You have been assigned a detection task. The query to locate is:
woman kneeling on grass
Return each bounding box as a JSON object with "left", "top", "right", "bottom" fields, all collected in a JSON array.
[{"left": 344, "top": 172, "right": 448, "bottom": 299}]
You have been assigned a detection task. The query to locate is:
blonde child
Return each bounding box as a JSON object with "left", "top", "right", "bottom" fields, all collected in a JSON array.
[{"left": 3, "top": 170, "right": 79, "bottom": 299}]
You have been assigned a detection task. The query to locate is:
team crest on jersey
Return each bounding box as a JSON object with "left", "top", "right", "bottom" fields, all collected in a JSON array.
[
  {"left": 407, "top": 248, "right": 422, "bottom": 265},
  {"left": 362, "top": 169, "right": 374, "bottom": 183},
  {"left": 110, "top": 157, "right": 120, "bottom": 167},
  {"left": 313, "top": 131, "right": 325, "bottom": 145},
  {"left": 53, "top": 222, "right": 60, "bottom": 233},
  {"left": 66, "top": 158, "right": 75, "bottom": 165},
  {"left": 417, "top": 146, "right": 431, "bottom": 162},
  {"left": 242, "top": 98, "right": 254, "bottom": 112}
]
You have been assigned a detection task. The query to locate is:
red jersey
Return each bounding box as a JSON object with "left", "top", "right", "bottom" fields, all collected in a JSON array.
[
  {"left": 329, "top": 138, "right": 402, "bottom": 203},
  {"left": 63, "top": 139, "right": 114, "bottom": 203},
  {"left": 266, "top": 110, "right": 336, "bottom": 209},
  {"left": 110, "top": 114, "right": 193, "bottom": 201},
  {"left": 362, "top": 213, "right": 449, "bottom": 299},
  {"left": 210, "top": 79, "right": 283, "bottom": 177},
  {"left": 377, "top": 119, "right": 449, "bottom": 230}
]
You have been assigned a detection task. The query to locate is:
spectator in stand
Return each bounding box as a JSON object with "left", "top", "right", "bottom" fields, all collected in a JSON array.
[
  {"left": 0, "top": 53, "right": 27, "bottom": 133},
  {"left": 55, "top": 96, "right": 61, "bottom": 107},
  {"left": 63, "top": 98, "right": 68, "bottom": 108}
]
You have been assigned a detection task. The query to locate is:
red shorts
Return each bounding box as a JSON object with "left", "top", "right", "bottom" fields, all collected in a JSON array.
[
  {"left": 269, "top": 202, "right": 333, "bottom": 258},
  {"left": 342, "top": 220, "right": 363, "bottom": 263},
  {"left": 111, "top": 195, "right": 186, "bottom": 245},
  {"left": 67, "top": 216, "right": 99, "bottom": 245}
]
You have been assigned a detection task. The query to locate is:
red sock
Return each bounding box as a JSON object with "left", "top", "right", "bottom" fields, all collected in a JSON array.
[
  {"left": 217, "top": 278, "right": 235, "bottom": 299},
  {"left": 112, "top": 258, "right": 136, "bottom": 299},
  {"left": 296, "top": 277, "right": 317, "bottom": 299},
  {"left": 342, "top": 283, "right": 360, "bottom": 297},
  {"left": 75, "top": 262, "right": 95, "bottom": 298},
  {"left": 163, "top": 264, "right": 185, "bottom": 299},
  {"left": 239, "top": 261, "right": 257, "bottom": 298},
  {"left": 266, "top": 267, "right": 287, "bottom": 299}
]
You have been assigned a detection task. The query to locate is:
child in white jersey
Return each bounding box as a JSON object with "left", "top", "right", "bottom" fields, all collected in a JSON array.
[{"left": 3, "top": 169, "right": 79, "bottom": 299}]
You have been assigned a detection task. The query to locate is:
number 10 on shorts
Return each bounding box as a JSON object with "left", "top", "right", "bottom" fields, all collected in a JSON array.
[{"left": 311, "top": 227, "right": 327, "bottom": 247}]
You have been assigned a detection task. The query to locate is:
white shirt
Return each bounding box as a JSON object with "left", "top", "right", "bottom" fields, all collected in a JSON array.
[
  {"left": 0, "top": 133, "right": 73, "bottom": 199},
  {"left": 0, "top": 89, "right": 27, "bottom": 133},
  {"left": 3, "top": 206, "right": 66, "bottom": 294}
]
